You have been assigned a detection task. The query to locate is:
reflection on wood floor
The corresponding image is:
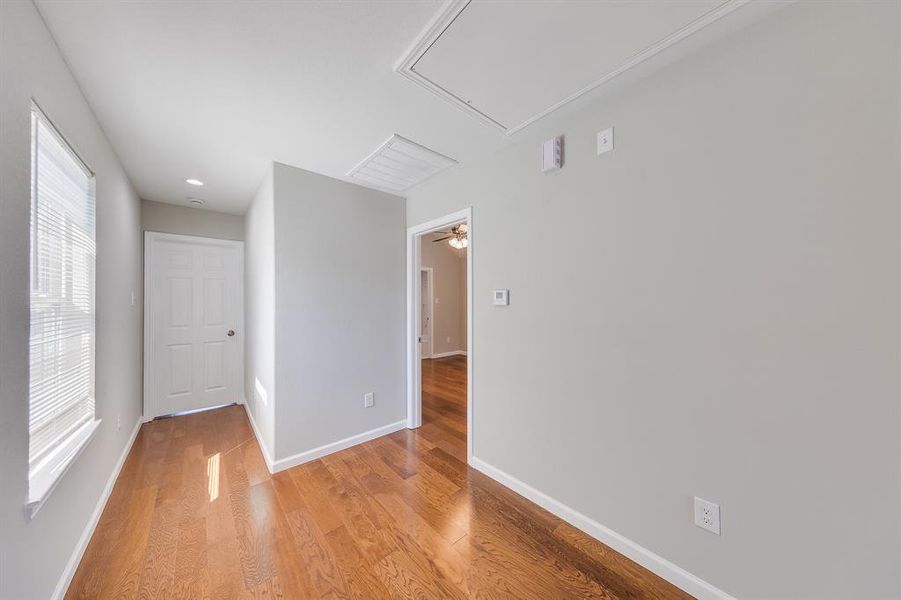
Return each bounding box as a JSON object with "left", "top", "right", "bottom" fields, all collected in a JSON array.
[{"left": 66, "top": 354, "right": 691, "bottom": 599}]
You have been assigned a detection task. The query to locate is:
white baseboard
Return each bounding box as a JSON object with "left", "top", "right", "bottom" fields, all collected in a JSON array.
[
  {"left": 240, "top": 402, "right": 404, "bottom": 474},
  {"left": 469, "top": 457, "right": 735, "bottom": 600},
  {"left": 271, "top": 420, "right": 407, "bottom": 473},
  {"left": 430, "top": 350, "right": 467, "bottom": 359},
  {"left": 52, "top": 417, "right": 144, "bottom": 600},
  {"left": 242, "top": 401, "right": 275, "bottom": 474}
]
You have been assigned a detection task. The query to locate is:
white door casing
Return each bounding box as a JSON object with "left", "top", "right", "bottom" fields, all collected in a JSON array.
[
  {"left": 144, "top": 232, "right": 244, "bottom": 419},
  {"left": 420, "top": 267, "right": 434, "bottom": 358},
  {"left": 406, "top": 208, "right": 472, "bottom": 464}
]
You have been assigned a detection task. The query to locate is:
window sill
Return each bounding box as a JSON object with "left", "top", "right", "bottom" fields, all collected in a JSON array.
[{"left": 25, "top": 418, "right": 102, "bottom": 520}]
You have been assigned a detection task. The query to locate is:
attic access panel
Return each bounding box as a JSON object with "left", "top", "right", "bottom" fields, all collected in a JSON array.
[{"left": 399, "top": 0, "right": 741, "bottom": 134}]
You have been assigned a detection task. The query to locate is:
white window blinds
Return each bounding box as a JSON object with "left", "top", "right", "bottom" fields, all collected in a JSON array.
[{"left": 29, "top": 107, "right": 97, "bottom": 483}]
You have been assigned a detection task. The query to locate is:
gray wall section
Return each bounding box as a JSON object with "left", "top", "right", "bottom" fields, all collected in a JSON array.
[
  {"left": 0, "top": 2, "right": 143, "bottom": 598},
  {"left": 407, "top": 2, "right": 901, "bottom": 598},
  {"left": 421, "top": 233, "right": 466, "bottom": 356},
  {"left": 141, "top": 198, "right": 245, "bottom": 241},
  {"left": 243, "top": 168, "right": 277, "bottom": 459},
  {"left": 273, "top": 163, "right": 406, "bottom": 461}
]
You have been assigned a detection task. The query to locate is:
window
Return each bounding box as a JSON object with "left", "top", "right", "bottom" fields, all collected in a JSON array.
[{"left": 27, "top": 105, "right": 100, "bottom": 515}]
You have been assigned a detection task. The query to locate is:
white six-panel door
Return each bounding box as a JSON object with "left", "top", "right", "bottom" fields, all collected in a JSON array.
[{"left": 144, "top": 232, "right": 243, "bottom": 419}]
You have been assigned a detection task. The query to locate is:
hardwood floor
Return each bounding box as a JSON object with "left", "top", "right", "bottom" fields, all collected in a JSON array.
[{"left": 66, "top": 355, "right": 691, "bottom": 599}]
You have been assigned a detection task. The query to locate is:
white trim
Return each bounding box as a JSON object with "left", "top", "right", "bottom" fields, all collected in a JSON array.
[
  {"left": 429, "top": 350, "right": 467, "bottom": 359},
  {"left": 406, "top": 208, "right": 473, "bottom": 464},
  {"left": 395, "top": 0, "right": 751, "bottom": 135},
  {"left": 271, "top": 420, "right": 407, "bottom": 473},
  {"left": 469, "top": 457, "right": 736, "bottom": 600},
  {"left": 144, "top": 231, "right": 245, "bottom": 420},
  {"left": 394, "top": 0, "right": 505, "bottom": 132},
  {"left": 242, "top": 402, "right": 275, "bottom": 474},
  {"left": 419, "top": 266, "right": 434, "bottom": 358},
  {"left": 31, "top": 100, "right": 93, "bottom": 176},
  {"left": 26, "top": 418, "right": 102, "bottom": 519},
  {"left": 242, "top": 403, "right": 406, "bottom": 475},
  {"left": 52, "top": 417, "right": 143, "bottom": 600}
]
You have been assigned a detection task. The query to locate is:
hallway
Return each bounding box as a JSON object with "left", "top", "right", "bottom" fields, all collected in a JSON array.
[{"left": 66, "top": 356, "right": 689, "bottom": 599}]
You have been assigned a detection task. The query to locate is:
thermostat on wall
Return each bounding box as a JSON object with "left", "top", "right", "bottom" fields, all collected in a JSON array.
[{"left": 493, "top": 289, "right": 509, "bottom": 306}]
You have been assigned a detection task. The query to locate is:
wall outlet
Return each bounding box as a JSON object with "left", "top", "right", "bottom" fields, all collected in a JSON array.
[
  {"left": 446, "top": 337, "right": 451, "bottom": 344},
  {"left": 117, "top": 415, "right": 121, "bottom": 431},
  {"left": 597, "top": 127, "right": 614, "bottom": 155},
  {"left": 130, "top": 290, "right": 136, "bottom": 307},
  {"left": 694, "top": 496, "right": 721, "bottom": 535},
  {"left": 363, "top": 392, "right": 374, "bottom": 408}
]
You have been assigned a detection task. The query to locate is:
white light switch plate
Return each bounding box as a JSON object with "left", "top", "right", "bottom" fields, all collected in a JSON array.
[
  {"left": 597, "top": 127, "right": 614, "bottom": 155},
  {"left": 694, "top": 496, "right": 721, "bottom": 535},
  {"left": 493, "top": 289, "right": 509, "bottom": 306}
]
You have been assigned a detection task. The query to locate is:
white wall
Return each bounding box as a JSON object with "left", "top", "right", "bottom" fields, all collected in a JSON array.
[
  {"left": 272, "top": 162, "right": 406, "bottom": 462},
  {"left": 421, "top": 233, "right": 466, "bottom": 355},
  {"left": 0, "top": 2, "right": 143, "bottom": 598},
  {"left": 141, "top": 198, "right": 245, "bottom": 241},
  {"left": 243, "top": 167, "right": 277, "bottom": 463},
  {"left": 407, "top": 2, "right": 901, "bottom": 598}
]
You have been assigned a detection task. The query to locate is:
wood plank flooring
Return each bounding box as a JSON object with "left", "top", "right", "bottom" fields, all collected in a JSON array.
[{"left": 66, "top": 355, "right": 692, "bottom": 599}]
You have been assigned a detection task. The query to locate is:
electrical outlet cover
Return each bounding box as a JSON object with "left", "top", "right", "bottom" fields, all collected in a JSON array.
[{"left": 694, "top": 496, "right": 721, "bottom": 535}]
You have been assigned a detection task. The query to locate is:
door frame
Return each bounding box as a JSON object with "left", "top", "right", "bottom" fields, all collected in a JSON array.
[
  {"left": 406, "top": 207, "right": 472, "bottom": 464},
  {"left": 143, "top": 231, "right": 245, "bottom": 421},
  {"left": 419, "top": 267, "right": 434, "bottom": 359}
]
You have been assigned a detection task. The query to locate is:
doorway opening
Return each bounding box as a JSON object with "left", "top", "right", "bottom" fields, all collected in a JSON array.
[{"left": 406, "top": 208, "right": 472, "bottom": 464}]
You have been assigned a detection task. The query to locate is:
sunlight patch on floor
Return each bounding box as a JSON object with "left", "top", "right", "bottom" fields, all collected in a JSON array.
[{"left": 207, "top": 452, "right": 220, "bottom": 502}]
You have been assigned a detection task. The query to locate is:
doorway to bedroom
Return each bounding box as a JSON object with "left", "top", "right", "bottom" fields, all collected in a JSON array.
[{"left": 407, "top": 208, "right": 472, "bottom": 463}]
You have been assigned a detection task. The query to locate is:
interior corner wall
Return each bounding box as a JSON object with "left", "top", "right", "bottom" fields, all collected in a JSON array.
[
  {"left": 243, "top": 167, "right": 277, "bottom": 462},
  {"left": 141, "top": 198, "right": 246, "bottom": 241},
  {"left": 421, "top": 235, "right": 467, "bottom": 355},
  {"left": 406, "top": 2, "right": 901, "bottom": 598},
  {"left": 0, "top": 2, "right": 144, "bottom": 598},
  {"left": 271, "top": 162, "right": 406, "bottom": 463}
]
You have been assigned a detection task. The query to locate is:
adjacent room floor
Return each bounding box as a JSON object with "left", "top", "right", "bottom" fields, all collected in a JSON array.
[{"left": 66, "top": 356, "right": 689, "bottom": 599}]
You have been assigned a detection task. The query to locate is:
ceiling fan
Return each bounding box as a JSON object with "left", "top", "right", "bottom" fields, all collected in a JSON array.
[{"left": 432, "top": 223, "right": 468, "bottom": 249}]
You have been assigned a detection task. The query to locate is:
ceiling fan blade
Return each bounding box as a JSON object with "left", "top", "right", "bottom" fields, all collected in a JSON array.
[{"left": 432, "top": 236, "right": 452, "bottom": 242}]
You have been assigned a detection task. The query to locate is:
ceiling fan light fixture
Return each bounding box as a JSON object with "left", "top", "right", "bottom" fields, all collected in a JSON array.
[{"left": 449, "top": 237, "right": 464, "bottom": 249}]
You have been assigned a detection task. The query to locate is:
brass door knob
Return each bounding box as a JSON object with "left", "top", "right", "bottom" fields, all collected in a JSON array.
[{"left": 227, "top": 329, "right": 235, "bottom": 337}]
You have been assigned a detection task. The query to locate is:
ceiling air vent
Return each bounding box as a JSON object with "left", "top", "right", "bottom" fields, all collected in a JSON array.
[{"left": 348, "top": 134, "right": 456, "bottom": 193}]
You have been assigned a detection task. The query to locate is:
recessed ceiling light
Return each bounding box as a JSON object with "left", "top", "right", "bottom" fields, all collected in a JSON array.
[{"left": 185, "top": 178, "right": 204, "bottom": 186}]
